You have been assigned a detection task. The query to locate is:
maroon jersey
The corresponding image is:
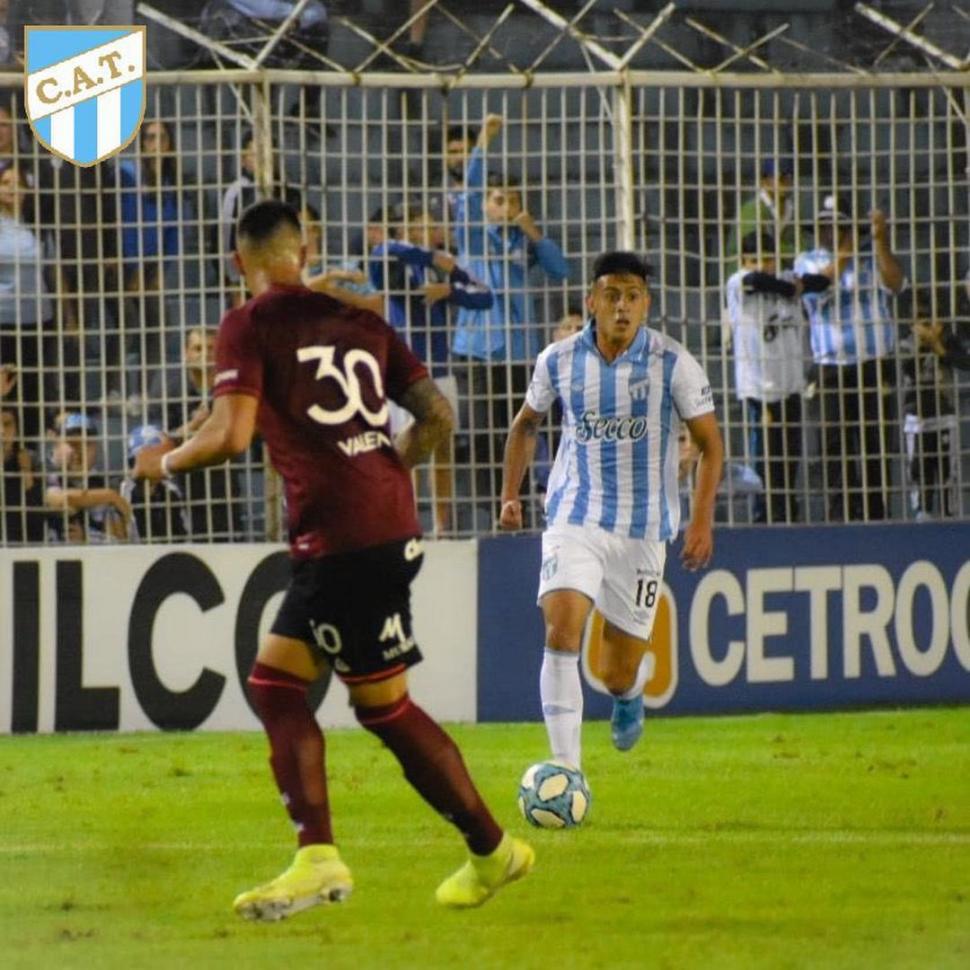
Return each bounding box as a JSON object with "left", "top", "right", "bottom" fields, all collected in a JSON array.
[{"left": 213, "top": 283, "right": 427, "bottom": 558}]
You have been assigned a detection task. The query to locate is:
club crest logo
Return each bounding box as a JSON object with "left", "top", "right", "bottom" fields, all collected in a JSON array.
[{"left": 24, "top": 26, "right": 146, "bottom": 167}]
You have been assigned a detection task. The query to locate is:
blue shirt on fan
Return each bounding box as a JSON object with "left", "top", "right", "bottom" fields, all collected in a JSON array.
[
  {"left": 794, "top": 240, "right": 902, "bottom": 365},
  {"left": 369, "top": 240, "right": 493, "bottom": 375},
  {"left": 452, "top": 147, "right": 569, "bottom": 362}
]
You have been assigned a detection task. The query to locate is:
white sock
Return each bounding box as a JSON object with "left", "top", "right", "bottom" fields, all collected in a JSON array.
[
  {"left": 540, "top": 648, "right": 583, "bottom": 768},
  {"left": 618, "top": 650, "right": 655, "bottom": 701}
]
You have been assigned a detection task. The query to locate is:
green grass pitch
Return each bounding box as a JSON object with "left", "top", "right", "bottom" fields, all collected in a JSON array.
[{"left": 1, "top": 709, "right": 968, "bottom": 969}]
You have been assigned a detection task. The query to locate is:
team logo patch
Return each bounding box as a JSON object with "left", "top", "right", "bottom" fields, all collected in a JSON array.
[
  {"left": 25, "top": 26, "right": 146, "bottom": 167},
  {"left": 628, "top": 378, "right": 650, "bottom": 400}
]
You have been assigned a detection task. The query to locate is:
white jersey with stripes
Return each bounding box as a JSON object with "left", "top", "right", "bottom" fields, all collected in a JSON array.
[{"left": 526, "top": 321, "right": 714, "bottom": 541}]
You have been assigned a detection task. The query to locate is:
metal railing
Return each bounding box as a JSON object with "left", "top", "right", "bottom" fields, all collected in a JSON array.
[{"left": 0, "top": 62, "right": 967, "bottom": 544}]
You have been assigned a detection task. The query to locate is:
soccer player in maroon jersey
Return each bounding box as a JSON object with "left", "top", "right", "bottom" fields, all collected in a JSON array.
[{"left": 134, "top": 200, "right": 533, "bottom": 920}]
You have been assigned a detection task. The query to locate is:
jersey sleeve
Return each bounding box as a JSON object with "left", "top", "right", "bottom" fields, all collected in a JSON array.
[
  {"left": 525, "top": 346, "right": 557, "bottom": 414},
  {"left": 672, "top": 348, "right": 715, "bottom": 421},
  {"left": 213, "top": 307, "right": 264, "bottom": 400},
  {"left": 383, "top": 319, "right": 430, "bottom": 401}
]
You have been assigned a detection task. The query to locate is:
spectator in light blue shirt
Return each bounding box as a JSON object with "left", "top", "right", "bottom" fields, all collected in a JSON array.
[
  {"left": 452, "top": 114, "right": 568, "bottom": 515},
  {"left": 452, "top": 114, "right": 568, "bottom": 364}
]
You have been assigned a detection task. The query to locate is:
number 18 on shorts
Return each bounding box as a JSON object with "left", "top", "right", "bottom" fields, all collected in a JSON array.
[{"left": 537, "top": 523, "right": 666, "bottom": 640}]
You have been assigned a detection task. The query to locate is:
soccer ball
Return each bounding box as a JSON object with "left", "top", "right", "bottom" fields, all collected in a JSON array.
[{"left": 517, "top": 761, "right": 591, "bottom": 829}]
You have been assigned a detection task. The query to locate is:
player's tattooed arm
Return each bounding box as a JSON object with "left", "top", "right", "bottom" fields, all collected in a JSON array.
[{"left": 394, "top": 378, "right": 454, "bottom": 469}]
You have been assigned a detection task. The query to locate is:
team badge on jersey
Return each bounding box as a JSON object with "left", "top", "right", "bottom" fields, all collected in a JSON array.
[{"left": 24, "top": 26, "right": 146, "bottom": 167}]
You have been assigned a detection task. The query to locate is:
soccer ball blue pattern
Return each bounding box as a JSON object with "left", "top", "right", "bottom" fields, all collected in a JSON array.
[{"left": 517, "top": 761, "right": 591, "bottom": 829}]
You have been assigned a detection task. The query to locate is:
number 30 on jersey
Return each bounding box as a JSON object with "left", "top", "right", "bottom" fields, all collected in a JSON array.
[{"left": 297, "top": 345, "right": 389, "bottom": 428}]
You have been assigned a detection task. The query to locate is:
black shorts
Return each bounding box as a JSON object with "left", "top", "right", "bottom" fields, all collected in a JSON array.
[{"left": 271, "top": 537, "right": 425, "bottom": 683}]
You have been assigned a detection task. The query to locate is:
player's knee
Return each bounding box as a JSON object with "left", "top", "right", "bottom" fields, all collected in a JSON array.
[{"left": 544, "top": 624, "right": 583, "bottom": 652}]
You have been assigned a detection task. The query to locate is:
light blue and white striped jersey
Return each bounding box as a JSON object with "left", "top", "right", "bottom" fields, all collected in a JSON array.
[
  {"left": 794, "top": 243, "right": 900, "bottom": 365},
  {"left": 527, "top": 322, "right": 714, "bottom": 541}
]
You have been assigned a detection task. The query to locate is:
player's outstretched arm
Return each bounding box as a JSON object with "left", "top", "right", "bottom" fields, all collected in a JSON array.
[
  {"left": 394, "top": 377, "right": 454, "bottom": 470},
  {"left": 499, "top": 403, "right": 544, "bottom": 530},
  {"left": 133, "top": 393, "right": 258, "bottom": 482},
  {"left": 681, "top": 412, "right": 723, "bottom": 572}
]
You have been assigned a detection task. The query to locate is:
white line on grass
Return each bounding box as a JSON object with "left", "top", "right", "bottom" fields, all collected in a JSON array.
[{"left": 2, "top": 829, "right": 970, "bottom": 852}]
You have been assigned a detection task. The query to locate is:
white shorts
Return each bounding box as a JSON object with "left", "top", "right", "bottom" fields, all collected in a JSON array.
[
  {"left": 537, "top": 522, "right": 667, "bottom": 641},
  {"left": 388, "top": 374, "right": 460, "bottom": 436}
]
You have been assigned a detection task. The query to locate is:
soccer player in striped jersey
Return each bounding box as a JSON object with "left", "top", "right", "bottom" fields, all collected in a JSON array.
[
  {"left": 794, "top": 198, "right": 905, "bottom": 521},
  {"left": 499, "top": 251, "right": 724, "bottom": 766}
]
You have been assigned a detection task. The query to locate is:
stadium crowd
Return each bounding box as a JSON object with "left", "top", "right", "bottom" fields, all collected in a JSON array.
[{"left": 0, "top": 81, "right": 968, "bottom": 545}]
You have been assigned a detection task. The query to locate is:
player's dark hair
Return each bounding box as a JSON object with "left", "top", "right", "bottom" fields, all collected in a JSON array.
[
  {"left": 591, "top": 251, "right": 652, "bottom": 282},
  {"left": 237, "top": 199, "right": 302, "bottom": 246},
  {"left": 741, "top": 230, "right": 776, "bottom": 256}
]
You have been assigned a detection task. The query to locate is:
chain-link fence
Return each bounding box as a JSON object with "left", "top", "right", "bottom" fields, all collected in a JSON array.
[{"left": 0, "top": 65, "right": 967, "bottom": 544}]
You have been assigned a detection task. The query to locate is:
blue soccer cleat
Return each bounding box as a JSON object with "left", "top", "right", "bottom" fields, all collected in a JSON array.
[{"left": 610, "top": 695, "right": 644, "bottom": 751}]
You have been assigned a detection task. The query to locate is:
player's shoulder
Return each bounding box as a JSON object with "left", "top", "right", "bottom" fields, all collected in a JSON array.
[
  {"left": 646, "top": 327, "right": 707, "bottom": 372},
  {"left": 643, "top": 326, "right": 686, "bottom": 356}
]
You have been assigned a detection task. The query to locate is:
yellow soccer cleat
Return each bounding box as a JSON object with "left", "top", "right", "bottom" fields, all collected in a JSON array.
[
  {"left": 435, "top": 833, "right": 535, "bottom": 909},
  {"left": 233, "top": 844, "right": 353, "bottom": 922}
]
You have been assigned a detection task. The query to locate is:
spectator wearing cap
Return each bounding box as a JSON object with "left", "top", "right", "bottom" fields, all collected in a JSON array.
[
  {"left": 44, "top": 411, "right": 131, "bottom": 542},
  {"left": 794, "top": 196, "right": 905, "bottom": 522},
  {"left": 120, "top": 424, "right": 189, "bottom": 542},
  {"left": 726, "top": 158, "right": 807, "bottom": 266}
]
